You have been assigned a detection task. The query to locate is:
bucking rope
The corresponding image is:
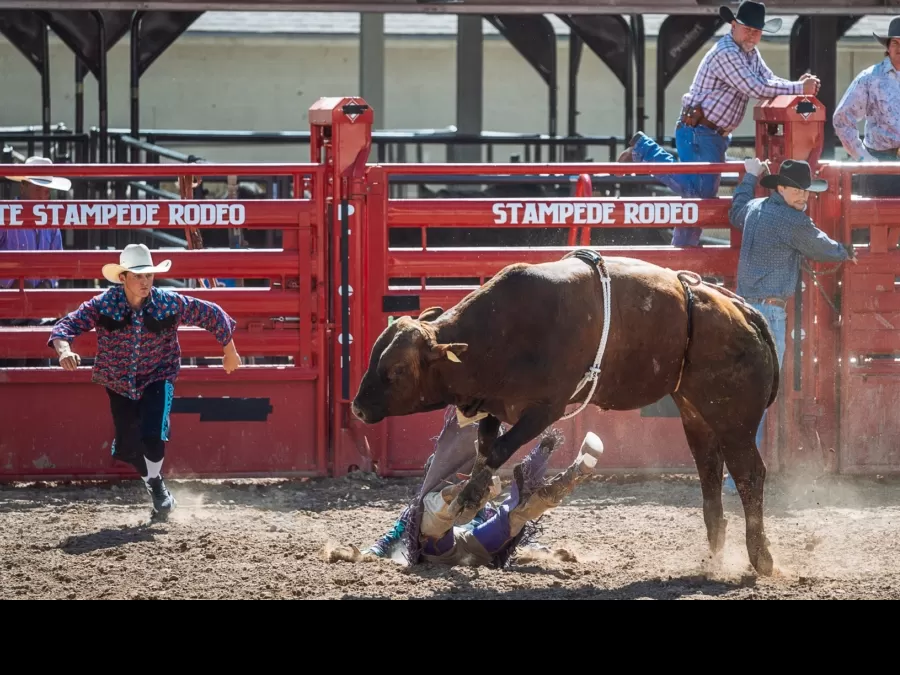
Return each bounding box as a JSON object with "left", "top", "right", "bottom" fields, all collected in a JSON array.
[
  {"left": 560, "top": 249, "right": 612, "bottom": 421},
  {"left": 801, "top": 259, "right": 845, "bottom": 317}
]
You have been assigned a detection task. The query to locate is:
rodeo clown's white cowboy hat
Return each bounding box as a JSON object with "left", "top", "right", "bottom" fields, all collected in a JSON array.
[
  {"left": 4, "top": 156, "right": 72, "bottom": 192},
  {"left": 101, "top": 244, "right": 172, "bottom": 284}
]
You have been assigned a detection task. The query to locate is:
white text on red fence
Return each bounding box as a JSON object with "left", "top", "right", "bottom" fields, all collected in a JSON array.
[{"left": 491, "top": 201, "right": 700, "bottom": 226}]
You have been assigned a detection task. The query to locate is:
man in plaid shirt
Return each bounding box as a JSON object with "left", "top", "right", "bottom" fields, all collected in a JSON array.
[{"left": 619, "top": 1, "right": 820, "bottom": 247}]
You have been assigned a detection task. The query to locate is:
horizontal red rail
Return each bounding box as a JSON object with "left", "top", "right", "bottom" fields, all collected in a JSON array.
[
  {"left": 0, "top": 250, "right": 308, "bottom": 280},
  {"left": 0, "top": 289, "right": 302, "bottom": 319},
  {"left": 0, "top": 200, "right": 315, "bottom": 229},
  {"left": 378, "top": 162, "right": 741, "bottom": 177},
  {"left": 0, "top": 365, "right": 319, "bottom": 383},
  {"left": 1, "top": 163, "right": 323, "bottom": 177},
  {"left": 828, "top": 162, "right": 900, "bottom": 175},
  {"left": 847, "top": 198, "right": 900, "bottom": 228},
  {"left": 387, "top": 198, "right": 732, "bottom": 229},
  {"left": 0, "top": 327, "right": 306, "bottom": 359},
  {"left": 386, "top": 246, "right": 739, "bottom": 279}
]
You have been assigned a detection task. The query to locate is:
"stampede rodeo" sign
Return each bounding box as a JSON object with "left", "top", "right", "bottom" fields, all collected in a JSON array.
[
  {"left": 491, "top": 201, "right": 701, "bottom": 226},
  {"left": 0, "top": 202, "right": 247, "bottom": 227},
  {"left": 0, "top": 200, "right": 316, "bottom": 228}
]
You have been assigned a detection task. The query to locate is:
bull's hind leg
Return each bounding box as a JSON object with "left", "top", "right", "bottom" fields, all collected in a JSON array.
[
  {"left": 455, "top": 404, "right": 560, "bottom": 520},
  {"left": 672, "top": 394, "right": 727, "bottom": 556},
  {"left": 717, "top": 431, "right": 773, "bottom": 576}
]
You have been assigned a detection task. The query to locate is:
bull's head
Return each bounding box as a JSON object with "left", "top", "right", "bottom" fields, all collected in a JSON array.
[{"left": 351, "top": 307, "right": 468, "bottom": 424}]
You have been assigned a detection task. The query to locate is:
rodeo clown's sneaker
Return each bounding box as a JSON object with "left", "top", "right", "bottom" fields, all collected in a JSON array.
[{"left": 145, "top": 475, "right": 176, "bottom": 520}]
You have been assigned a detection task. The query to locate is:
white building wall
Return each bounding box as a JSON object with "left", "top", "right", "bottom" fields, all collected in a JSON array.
[{"left": 0, "top": 32, "right": 881, "bottom": 163}]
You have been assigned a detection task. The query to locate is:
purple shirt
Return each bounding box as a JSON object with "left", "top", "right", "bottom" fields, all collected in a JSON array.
[
  {"left": 48, "top": 285, "right": 236, "bottom": 400},
  {"left": 0, "top": 228, "right": 63, "bottom": 288},
  {"left": 683, "top": 33, "right": 804, "bottom": 132}
]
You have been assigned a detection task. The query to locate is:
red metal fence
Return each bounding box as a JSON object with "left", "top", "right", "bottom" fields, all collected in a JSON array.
[
  {"left": 0, "top": 163, "right": 329, "bottom": 480},
  {"left": 1, "top": 95, "right": 898, "bottom": 481}
]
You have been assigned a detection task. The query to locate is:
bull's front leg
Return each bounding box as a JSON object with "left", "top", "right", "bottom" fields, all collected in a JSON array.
[
  {"left": 472, "top": 415, "right": 501, "bottom": 475},
  {"left": 455, "top": 405, "right": 559, "bottom": 520}
]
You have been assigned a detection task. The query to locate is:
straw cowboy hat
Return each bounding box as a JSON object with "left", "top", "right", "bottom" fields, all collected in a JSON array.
[
  {"left": 873, "top": 17, "right": 900, "bottom": 47},
  {"left": 4, "top": 156, "right": 72, "bottom": 192},
  {"left": 759, "top": 159, "right": 828, "bottom": 192},
  {"left": 102, "top": 244, "right": 172, "bottom": 284},
  {"left": 719, "top": 1, "right": 782, "bottom": 35}
]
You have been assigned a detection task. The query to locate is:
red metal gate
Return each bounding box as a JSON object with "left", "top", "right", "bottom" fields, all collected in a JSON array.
[
  {"left": 354, "top": 161, "right": 741, "bottom": 475},
  {"left": 834, "top": 165, "right": 900, "bottom": 473},
  {"left": 0, "top": 163, "right": 328, "bottom": 480}
]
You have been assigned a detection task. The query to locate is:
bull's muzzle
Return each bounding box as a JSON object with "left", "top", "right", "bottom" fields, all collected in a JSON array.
[
  {"left": 350, "top": 401, "right": 368, "bottom": 423},
  {"left": 351, "top": 399, "right": 384, "bottom": 424}
]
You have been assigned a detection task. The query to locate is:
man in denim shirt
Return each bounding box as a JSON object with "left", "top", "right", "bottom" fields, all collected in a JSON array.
[{"left": 727, "top": 158, "right": 855, "bottom": 485}]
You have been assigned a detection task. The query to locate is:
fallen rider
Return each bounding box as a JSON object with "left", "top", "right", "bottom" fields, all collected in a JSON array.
[{"left": 364, "top": 406, "right": 605, "bottom": 568}]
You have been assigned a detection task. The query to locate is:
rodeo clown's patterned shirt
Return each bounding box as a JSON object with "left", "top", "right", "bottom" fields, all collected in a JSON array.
[
  {"left": 48, "top": 286, "right": 236, "bottom": 400},
  {"left": 834, "top": 57, "right": 900, "bottom": 160}
]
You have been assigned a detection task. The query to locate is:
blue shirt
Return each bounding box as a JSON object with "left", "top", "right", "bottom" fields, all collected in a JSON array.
[
  {"left": 0, "top": 227, "right": 63, "bottom": 289},
  {"left": 730, "top": 174, "right": 849, "bottom": 300}
]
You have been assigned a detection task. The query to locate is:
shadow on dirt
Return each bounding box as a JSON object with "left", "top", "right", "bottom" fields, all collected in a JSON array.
[
  {"left": 59, "top": 524, "right": 170, "bottom": 555},
  {"left": 340, "top": 572, "right": 745, "bottom": 600}
]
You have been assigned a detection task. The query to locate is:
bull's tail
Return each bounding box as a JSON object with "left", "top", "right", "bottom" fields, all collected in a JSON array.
[
  {"left": 675, "top": 271, "right": 780, "bottom": 409},
  {"left": 736, "top": 302, "right": 781, "bottom": 410}
]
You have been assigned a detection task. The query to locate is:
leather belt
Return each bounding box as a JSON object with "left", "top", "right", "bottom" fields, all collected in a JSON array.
[
  {"left": 679, "top": 104, "right": 731, "bottom": 137},
  {"left": 751, "top": 298, "right": 787, "bottom": 309},
  {"left": 865, "top": 146, "right": 900, "bottom": 160},
  {"left": 748, "top": 297, "right": 787, "bottom": 308}
]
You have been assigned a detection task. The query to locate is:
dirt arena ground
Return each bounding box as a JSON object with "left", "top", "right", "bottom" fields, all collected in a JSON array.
[{"left": 2, "top": 470, "right": 900, "bottom": 600}]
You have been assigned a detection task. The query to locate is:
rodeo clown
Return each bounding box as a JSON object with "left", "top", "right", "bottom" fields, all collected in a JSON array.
[
  {"left": 48, "top": 244, "right": 242, "bottom": 520},
  {"left": 363, "top": 406, "right": 605, "bottom": 568}
]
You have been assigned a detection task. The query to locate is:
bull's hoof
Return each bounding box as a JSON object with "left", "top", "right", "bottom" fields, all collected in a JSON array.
[
  {"left": 749, "top": 539, "right": 774, "bottom": 577},
  {"left": 453, "top": 468, "right": 493, "bottom": 526}
]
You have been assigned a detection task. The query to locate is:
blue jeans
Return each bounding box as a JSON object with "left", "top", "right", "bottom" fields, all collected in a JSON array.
[
  {"left": 749, "top": 303, "right": 787, "bottom": 450},
  {"left": 724, "top": 301, "right": 786, "bottom": 492},
  {"left": 632, "top": 124, "right": 731, "bottom": 247}
]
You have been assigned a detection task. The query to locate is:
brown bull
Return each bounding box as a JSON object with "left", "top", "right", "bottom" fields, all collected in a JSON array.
[{"left": 351, "top": 251, "right": 780, "bottom": 575}]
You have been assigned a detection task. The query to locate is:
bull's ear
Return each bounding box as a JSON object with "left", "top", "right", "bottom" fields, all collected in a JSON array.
[
  {"left": 428, "top": 342, "right": 468, "bottom": 363},
  {"left": 417, "top": 306, "right": 445, "bottom": 322}
]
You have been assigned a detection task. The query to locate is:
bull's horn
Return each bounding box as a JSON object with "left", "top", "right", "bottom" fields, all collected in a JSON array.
[
  {"left": 418, "top": 306, "right": 445, "bottom": 322},
  {"left": 429, "top": 342, "right": 469, "bottom": 363}
]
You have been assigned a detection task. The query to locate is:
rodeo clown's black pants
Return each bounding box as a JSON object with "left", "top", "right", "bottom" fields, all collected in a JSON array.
[{"left": 106, "top": 380, "right": 175, "bottom": 477}]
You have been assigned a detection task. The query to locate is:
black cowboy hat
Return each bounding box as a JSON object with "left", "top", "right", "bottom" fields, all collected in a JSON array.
[
  {"left": 759, "top": 159, "right": 828, "bottom": 193},
  {"left": 873, "top": 17, "right": 900, "bottom": 47},
  {"left": 719, "top": 1, "right": 782, "bottom": 34}
]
